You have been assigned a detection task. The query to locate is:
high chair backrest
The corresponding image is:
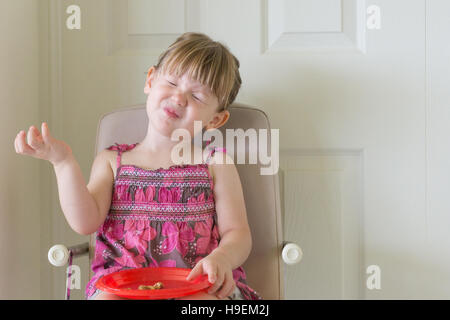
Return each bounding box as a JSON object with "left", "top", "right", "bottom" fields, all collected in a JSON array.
[{"left": 89, "top": 103, "right": 284, "bottom": 299}]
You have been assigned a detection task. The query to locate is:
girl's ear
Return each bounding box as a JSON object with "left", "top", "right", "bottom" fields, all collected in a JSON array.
[
  {"left": 205, "top": 110, "right": 230, "bottom": 130},
  {"left": 144, "top": 66, "right": 156, "bottom": 94}
]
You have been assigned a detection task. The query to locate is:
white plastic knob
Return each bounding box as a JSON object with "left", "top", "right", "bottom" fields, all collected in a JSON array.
[
  {"left": 48, "top": 244, "right": 69, "bottom": 267},
  {"left": 282, "top": 243, "right": 303, "bottom": 265}
]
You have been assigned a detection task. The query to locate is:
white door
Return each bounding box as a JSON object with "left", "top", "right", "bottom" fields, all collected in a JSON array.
[{"left": 45, "top": 0, "right": 450, "bottom": 299}]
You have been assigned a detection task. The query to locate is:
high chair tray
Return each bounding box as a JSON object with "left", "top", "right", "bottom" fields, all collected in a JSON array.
[{"left": 95, "top": 267, "right": 211, "bottom": 300}]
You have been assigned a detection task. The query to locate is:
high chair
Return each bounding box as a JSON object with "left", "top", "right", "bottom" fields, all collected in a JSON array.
[{"left": 48, "top": 102, "right": 303, "bottom": 300}]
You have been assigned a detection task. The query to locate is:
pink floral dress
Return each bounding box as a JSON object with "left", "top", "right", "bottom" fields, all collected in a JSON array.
[{"left": 85, "top": 141, "right": 262, "bottom": 300}]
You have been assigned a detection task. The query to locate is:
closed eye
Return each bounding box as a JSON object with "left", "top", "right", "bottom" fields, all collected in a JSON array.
[{"left": 167, "top": 79, "right": 204, "bottom": 103}]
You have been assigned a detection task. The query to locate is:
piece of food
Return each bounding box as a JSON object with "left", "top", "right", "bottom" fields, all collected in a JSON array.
[{"left": 138, "top": 282, "right": 164, "bottom": 290}]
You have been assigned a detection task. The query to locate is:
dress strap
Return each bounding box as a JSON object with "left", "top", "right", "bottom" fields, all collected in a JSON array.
[
  {"left": 106, "top": 142, "right": 138, "bottom": 169},
  {"left": 205, "top": 139, "right": 227, "bottom": 164}
]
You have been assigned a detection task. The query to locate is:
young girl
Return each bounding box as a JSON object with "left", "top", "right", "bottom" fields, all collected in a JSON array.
[{"left": 14, "top": 32, "right": 262, "bottom": 300}]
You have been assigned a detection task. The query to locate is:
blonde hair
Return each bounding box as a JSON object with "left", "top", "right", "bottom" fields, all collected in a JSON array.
[{"left": 154, "top": 32, "right": 241, "bottom": 111}]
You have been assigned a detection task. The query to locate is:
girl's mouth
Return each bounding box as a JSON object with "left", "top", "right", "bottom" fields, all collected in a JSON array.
[{"left": 163, "top": 107, "right": 179, "bottom": 118}]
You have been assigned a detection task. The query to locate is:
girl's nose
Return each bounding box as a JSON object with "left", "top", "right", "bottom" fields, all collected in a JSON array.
[{"left": 171, "top": 90, "right": 187, "bottom": 107}]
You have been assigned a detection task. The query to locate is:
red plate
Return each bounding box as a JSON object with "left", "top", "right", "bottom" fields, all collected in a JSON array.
[{"left": 95, "top": 267, "right": 211, "bottom": 300}]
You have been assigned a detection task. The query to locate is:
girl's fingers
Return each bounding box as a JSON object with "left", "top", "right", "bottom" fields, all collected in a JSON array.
[
  {"left": 17, "top": 131, "right": 35, "bottom": 155},
  {"left": 207, "top": 267, "right": 223, "bottom": 295},
  {"left": 27, "top": 126, "right": 37, "bottom": 148},
  {"left": 14, "top": 133, "right": 19, "bottom": 153},
  {"left": 41, "top": 122, "right": 51, "bottom": 144},
  {"left": 27, "top": 126, "right": 44, "bottom": 150},
  {"left": 15, "top": 123, "right": 50, "bottom": 156},
  {"left": 186, "top": 262, "right": 203, "bottom": 281},
  {"left": 216, "top": 273, "right": 235, "bottom": 299},
  {"left": 203, "top": 262, "right": 218, "bottom": 285}
]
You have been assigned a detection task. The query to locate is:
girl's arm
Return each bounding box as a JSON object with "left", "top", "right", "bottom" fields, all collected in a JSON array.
[
  {"left": 210, "top": 152, "right": 252, "bottom": 269},
  {"left": 14, "top": 123, "right": 105, "bottom": 236},
  {"left": 53, "top": 151, "right": 111, "bottom": 235},
  {"left": 186, "top": 151, "right": 252, "bottom": 298}
]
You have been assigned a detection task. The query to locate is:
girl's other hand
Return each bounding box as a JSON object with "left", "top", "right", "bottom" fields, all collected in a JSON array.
[
  {"left": 14, "top": 122, "right": 73, "bottom": 166},
  {"left": 186, "top": 249, "right": 236, "bottom": 299}
]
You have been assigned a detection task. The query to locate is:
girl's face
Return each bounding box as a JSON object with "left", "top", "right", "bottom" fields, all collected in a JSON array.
[{"left": 144, "top": 66, "right": 227, "bottom": 139}]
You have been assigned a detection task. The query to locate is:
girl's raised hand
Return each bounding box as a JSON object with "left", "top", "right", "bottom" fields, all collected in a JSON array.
[
  {"left": 14, "top": 122, "right": 73, "bottom": 166},
  {"left": 186, "top": 249, "right": 236, "bottom": 299}
]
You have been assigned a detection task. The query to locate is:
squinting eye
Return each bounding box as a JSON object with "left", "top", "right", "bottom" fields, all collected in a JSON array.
[
  {"left": 192, "top": 94, "right": 200, "bottom": 101},
  {"left": 167, "top": 81, "right": 176, "bottom": 86}
]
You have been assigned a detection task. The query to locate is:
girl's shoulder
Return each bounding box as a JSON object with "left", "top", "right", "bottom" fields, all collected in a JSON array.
[
  {"left": 206, "top": 147, "right": 234, "bottom": 183},
  {"left": 104, "top": 142, "right": 139, "bottom": 180}
]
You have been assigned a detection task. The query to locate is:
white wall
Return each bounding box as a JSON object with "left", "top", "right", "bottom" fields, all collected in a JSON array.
[
  {"left": 425, "top": 0, "right": 450, "bottom": 297},
  {"left": 0, "top": 0, "right": 45, "bottom": 299}
]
